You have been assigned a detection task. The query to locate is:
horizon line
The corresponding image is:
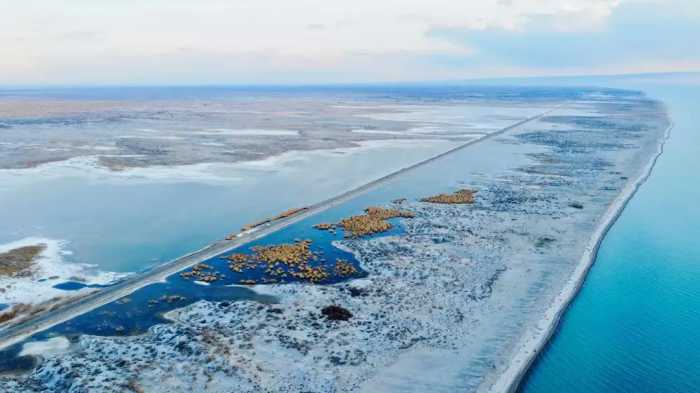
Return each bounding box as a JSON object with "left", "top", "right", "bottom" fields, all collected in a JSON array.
[{"left": 1, "top": 70, "right": 698, "bottom": 90}]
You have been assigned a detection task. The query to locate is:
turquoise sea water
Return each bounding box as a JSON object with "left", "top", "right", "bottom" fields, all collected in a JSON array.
[{"left": 520, "top": 81, "right": 700, "bottom": 392}]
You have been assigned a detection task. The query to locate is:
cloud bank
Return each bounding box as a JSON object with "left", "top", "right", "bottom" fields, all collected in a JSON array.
[{"left": 0, "top": 0, "right": 697, "bottom": 84}]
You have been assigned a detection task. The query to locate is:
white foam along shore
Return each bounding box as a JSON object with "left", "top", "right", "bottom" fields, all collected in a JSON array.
[
  {"left": 482, "top": 121, "right": 673, "bottom": 393},
  {"left": 0, "top": 237, "right": 127, "bottom": 306}
]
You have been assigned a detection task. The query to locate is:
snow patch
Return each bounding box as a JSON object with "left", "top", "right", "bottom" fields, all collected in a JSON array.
[
  {"left": 19, "top": 336, "right": 71, "bottom": 358},
  {"left": 0, "top": 237, "right": 128, "bottom": 306}
]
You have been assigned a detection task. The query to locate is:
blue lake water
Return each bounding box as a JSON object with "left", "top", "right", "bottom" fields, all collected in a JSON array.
[{"left": 520, "top": 80, "right": 700, "bottom": 392}]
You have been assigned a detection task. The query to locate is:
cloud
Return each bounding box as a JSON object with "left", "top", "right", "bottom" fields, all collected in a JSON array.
[
  {"left": 57, "top": 30, "right": 103, "bottom": 42},
  {"left": 427, "top": 0, "right": 700, "bottom": 71},
  {"left": 0, "top": 0, "right": 696, "bottom": 84}
]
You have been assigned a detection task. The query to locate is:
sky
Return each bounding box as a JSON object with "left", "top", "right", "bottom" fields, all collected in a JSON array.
[{"left": 0, "top": 0, "right": 698, "bottom": 85}]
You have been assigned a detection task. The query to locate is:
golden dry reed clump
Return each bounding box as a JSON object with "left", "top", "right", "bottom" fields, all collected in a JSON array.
[
  {"left": 338, "top": 206, "right": 414, "bottom": 238},
  {"left": 364, "top": 206, "right": 415, "bottom": 220},
  {"left": 421, "top": 189, "right": 477, "bottom": 204},
  {"left": 225, "top": 240, "right": 332, "bottom": 283},
  {"left": 313, "top": 223, "right": 336, "bottom": 230},
  {"left": 338, "top": 214, "right": 391, "bottom": 237},
  {"left": 289, "top": 265, "right": 329, "bottom": 282},
  {"left": 228, "top": 254, "right": 248, "bottom": 263},
  {"left": 179, "top": 262, "right": 222, "bottom": 282},
  {"left": 227, "top": 252, "right": 261, "bottom": 273},
  {"left": 252, "top": 240, "right": 313, "bottom": 266}
]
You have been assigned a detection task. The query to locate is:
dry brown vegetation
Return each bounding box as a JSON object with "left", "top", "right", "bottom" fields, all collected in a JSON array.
[
  {"left": 364, "top": 206, "right": 415, "bottom": 220},
  {"left": 0, "top": 295, "right": 73, "bottom": 326},
  {"left": 0, "top": 244, "right": 45, "bottom": 277},
  {"left": 220, "top": 205, "right": 416, "bottom": 285},
  {"left": 253, "top": 240, "right": 313, "bottom": 266},
  {"left": 421, "top": 189, "right": 477, "bottom": 204},
  {"left": 339, "top": 214, "right": 391, "bottom": 237},
  {"left": 225, "top": 240, "right": 332, "bottom": 283},
  {"left": 0, "top": 303, "right": 31, "bottom": 324},
  {"left": 179, "top": 263, "right": 223, "bottom": 283},
  {"left": 289, "top": 265, "right": 329, "bottom": 282},
  {"left": 338, "top": 206, "right": 414, "bottom": 238}
]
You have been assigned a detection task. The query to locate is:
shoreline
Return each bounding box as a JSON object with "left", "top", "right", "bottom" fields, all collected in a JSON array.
[
  {"left": 483, "top": 120, "right": 673, "bottom": 393},
  {"left": 0, "top": 237, "right": 127, "bottom": 306},
  {"left": 0, "top": 106, "right": 560, "bottom": 352}
]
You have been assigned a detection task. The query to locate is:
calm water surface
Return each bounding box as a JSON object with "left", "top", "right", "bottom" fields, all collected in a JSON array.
[{"left": 520, "top": 82, "right": 700, "bottom": 392}]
